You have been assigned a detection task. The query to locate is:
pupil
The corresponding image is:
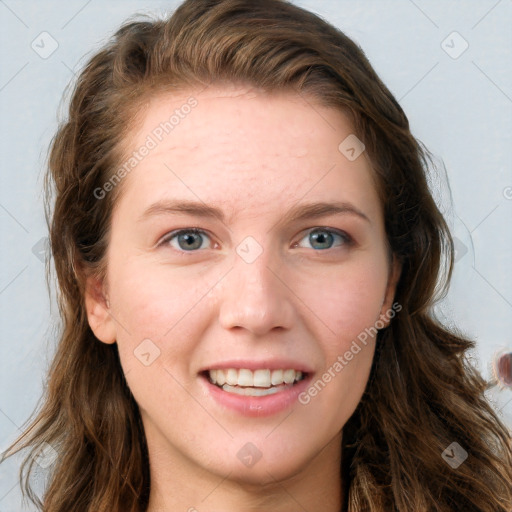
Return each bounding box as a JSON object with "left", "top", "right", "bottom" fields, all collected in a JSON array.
[
  {"left": 179, "top": 232, "right": 201, "bottom": 250},
  {"left": 310, "top": 230, "right": 333, "bottom": 249}
]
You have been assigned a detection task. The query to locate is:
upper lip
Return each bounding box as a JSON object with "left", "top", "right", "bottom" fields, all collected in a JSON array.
[{"left": 199, "top": 359, "right": 314, "bottom": 374}]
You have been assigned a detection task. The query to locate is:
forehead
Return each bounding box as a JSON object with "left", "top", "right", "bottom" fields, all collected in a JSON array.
[{"left": 114, "top": 84, "right": 381, "bottom": 223}]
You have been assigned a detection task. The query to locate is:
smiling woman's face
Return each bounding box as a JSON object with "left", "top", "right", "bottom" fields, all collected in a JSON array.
[{"left": 85, "top": 84, "right": 399, "bottom": 493}]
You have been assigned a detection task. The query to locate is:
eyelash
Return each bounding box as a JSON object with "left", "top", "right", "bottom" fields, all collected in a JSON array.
[{"left": 158, "top": 227, "right": 353, "bottom": 253}]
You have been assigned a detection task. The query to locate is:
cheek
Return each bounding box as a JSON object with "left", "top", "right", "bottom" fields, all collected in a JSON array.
[
  {"left": 290, "top": 256, "right": 386, "bottom": 420},
  {"left": 108, "top": 256, "right": 212, "bottom": 336},
  {"left": 298, "top": 256, "right": 389, "bottom": 348},
  {"left": 105, "top": 265, "right": 181, "bottom": 378},
  {"left": 109, "top": 268, "right": 202, "bottom": 416},
  {"left": 107, "top": 258, "right": 224, "bottom": 382}
]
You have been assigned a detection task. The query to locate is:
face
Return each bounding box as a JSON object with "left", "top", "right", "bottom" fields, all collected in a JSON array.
[{"left": 86, "top": 84, "right": 399, "bottom": 489}]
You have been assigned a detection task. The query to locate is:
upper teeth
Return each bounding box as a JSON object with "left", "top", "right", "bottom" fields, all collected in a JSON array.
[{"left": 208, "top": 368, "right": 303, "bottom": 388}]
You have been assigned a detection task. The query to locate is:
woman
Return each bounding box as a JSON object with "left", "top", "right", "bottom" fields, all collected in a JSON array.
[{"left": 3, "top": 0, "right": 511, "bottom": 510}]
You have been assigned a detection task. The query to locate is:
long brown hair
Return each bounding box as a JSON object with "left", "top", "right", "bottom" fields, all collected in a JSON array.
[{"left": 3, "top": 1, "right": 511, "bottom": 510}]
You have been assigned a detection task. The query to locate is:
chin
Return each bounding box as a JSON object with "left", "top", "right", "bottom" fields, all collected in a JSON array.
[{"left": 224, "top": 457, "right": 307, "bottom": 487}]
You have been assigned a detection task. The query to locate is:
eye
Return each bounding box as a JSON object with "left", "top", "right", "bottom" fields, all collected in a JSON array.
[
  {"left": 159, "top": 229, "right": 214, "bottom": 252},
  {"left": 294, "top": 227, "right": 352, "bottom": 250}
]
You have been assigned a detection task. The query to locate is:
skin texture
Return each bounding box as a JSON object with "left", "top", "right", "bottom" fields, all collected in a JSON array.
[{"left": 85, "top": 84, "right": 400, "bottom": 512}]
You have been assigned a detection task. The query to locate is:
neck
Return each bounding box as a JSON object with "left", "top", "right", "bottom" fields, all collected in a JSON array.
[{"left": 146, "top": 431, "right": 343, "bottom": 512}]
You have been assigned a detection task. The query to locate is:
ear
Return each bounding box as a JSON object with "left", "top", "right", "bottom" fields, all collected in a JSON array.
[
  {"left": 84, "top": 275, "right": 117, "bottom": 344},
  {"left": 379, "top": 256, "right": 402, "bottom": 327}
]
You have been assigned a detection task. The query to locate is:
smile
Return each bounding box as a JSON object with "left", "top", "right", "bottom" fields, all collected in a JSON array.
[{"left": 208, "top": 368, "right": 305, "bottom": 397}]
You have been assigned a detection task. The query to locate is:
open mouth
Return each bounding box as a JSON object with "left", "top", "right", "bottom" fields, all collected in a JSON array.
[{"left": 203, "top": 368, "right": 307, "bottom": 397}]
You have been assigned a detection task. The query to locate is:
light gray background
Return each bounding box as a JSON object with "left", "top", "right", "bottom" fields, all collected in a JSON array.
[{"left": 1, "top": 1, "right": 511, "bottom": 510}]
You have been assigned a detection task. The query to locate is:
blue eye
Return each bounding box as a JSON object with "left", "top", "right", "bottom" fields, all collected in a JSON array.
[
  {"left": 160, "top": 227, "right": 351, "bottom": 253},
  {"left": 297, "top": 228, "right": 351, "bottom": 250},
  {"left": 162, "top": 229, "right": 212, "bottom": 251}
]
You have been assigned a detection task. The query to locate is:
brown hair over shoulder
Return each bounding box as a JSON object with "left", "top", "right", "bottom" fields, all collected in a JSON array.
[{"left": 2, "top": 1, "right": 511, "bottom": 511}]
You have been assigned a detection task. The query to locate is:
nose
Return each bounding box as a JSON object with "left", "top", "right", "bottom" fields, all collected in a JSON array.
[{"left": 218, "top": 245, "right": 295, "bottom": 337}]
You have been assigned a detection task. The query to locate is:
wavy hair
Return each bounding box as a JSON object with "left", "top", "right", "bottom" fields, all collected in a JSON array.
[{"left": 3, "top": 0, "right": 511, "bottom": 510}]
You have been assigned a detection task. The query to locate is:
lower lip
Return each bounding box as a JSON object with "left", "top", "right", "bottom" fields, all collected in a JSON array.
[{"left": 201, "top": 374, "right": 312, "bottom": 417}]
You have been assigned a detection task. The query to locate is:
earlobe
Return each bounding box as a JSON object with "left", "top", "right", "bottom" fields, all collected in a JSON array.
[{"left": 84, "top": 276, "right": 117, "bottom": 344}]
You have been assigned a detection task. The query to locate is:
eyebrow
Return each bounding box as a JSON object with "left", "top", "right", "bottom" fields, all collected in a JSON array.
[{"left": 138, "top": 199, "right": 371, "bottom": 225}]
